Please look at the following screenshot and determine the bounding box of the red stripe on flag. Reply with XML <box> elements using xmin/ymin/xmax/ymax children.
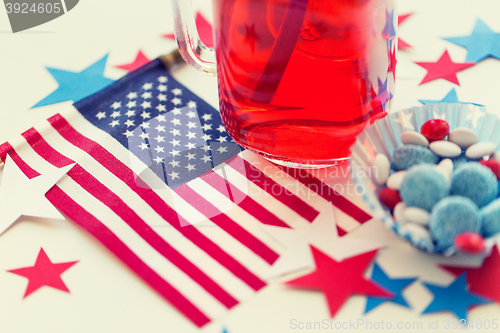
<box><xmin>45</xmin><ymin>186</ymin><xmax>211</xmax><ymax>327</ymax></box>
<box><xmin>227</xmin><ymin>156</ymin><xmax>319</xmax><ymax>222</ymax></box>
<box><xmin>21</xmin><ymin>128</ymin><xmax>74</xmax><ymax>168</ymax></box>
<box><xmin>201</xmin><ymin>171</ymin><xmax>289</xmax><ymax>228</ymax></box>
<box><xmin>47</xmin><ymin>114</ymin><xmax>266</xmax><ymax>291</ymax></box>
<box><xmin>174</xmin><ymin>184</ymin><xmax>279</xmax><ymax>265</ymax></box>
<box><xmin>276</xmin><ymin>166</ymin><xmax>372</xmax><ymax>224</ymax></box>
<box><xmin>67</xmin><ymin>164</ymin><xmax>239</xmax><ymax>309</ymax></box>
<box><xmin>0</xmin><ymin>144</ymin><xmax>40</xmax><ymax>178</ymax></box>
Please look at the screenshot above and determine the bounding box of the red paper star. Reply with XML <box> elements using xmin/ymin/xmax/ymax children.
<box><xmin>8</xmin><ymin>248</ymin><xmax>78</xmax><ymax>298</ymax></box>
<box><xmin>115</xmin><ymin>50</ymin><xmax>150</xmax><ymax>72</ymax></box>
<box><xmin>398</xmin><ymin>13</ymin><xmax>412</xmax><ymax>49</ymax></box>
<box><xmin>389</xmin><ymin>47</ymin><xmax>397</xmax><ymax>80</ymax></box>
<box><xmin>415</xmin><ymin>50</ymin><xmax>475</xmax><ymax>85</ymax></box>
<box><xmin>440</xmin><ymin>246</ymin><xmax>500</xmax><ymax>304</ymax></box>
<box><xmin>285</xmin><ymin>247</ymin><xmax>393</xmax><ymax>317</ymax></box>
<box><xmin>163</xmin><ymin>12</ymin><xmax>214</xmax><ymax>48</ymax></box>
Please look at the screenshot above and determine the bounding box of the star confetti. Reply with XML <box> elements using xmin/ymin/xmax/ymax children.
<box><xmin>364</xmin><ymin>263</ymin><xmax>417</xmax><ymax>313</ymax></box>
<box><xmin>418</xmin><ymin>88</ymin><xmax>480</xmax><ymax>105</ymax></box>
<box><xmin>414</xmin><ymin>50</ymin><xmax>475</xmax><ymax>85</ymax></box>
<box><xmin>398</xmin><ymin>13</ymin><xmax>413</xmax><ymax>50</ymax></box>
<box><xmin>163</xmin><ymin>12</ymin><xmax>214</xmax><ymax>48</ymax></box>
<box><xmin>422</xmin><ymin>273</ymin><xmax>491</xmax><ymax>319</ymax></box>
<box><xmin>444</xmin><ymin>19</ymin><xmax>500</xmax><ymax>63</ymax></box>
<box><xmin>32</xmin><ymin>55</ymin><xmax>114</xmax><ymax>108</ymax></box>
<box><xmin>8</xmin><ymin>248</ymin><xmax>78</xmax><ymax>298</ymax></box>
<box><xmin>440</xmin><ymin>246</ymin><xmax>500</xmax><ymax>304</ymax></box>
<box><xmin>285</xmin><ymin>247</ymin><xmax>393</xmax><ymax>318</ymax></box>
<box><xmin>115</xmin><ymin>50</ymin><xmax>151</xmax><ymax>72</ymax></box>
<box><xmin>262</xmin><ymin>205</ymin><xmax>383</xmax><ymax>278</ymax></box>
<box><xmin>0</xmin><ymin>154</ymin><xmax>74</xmax><ymax>235</ymax></box>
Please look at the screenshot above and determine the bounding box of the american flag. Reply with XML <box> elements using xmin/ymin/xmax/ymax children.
<box><xmin>0</xmin><ymin>59</ymin><xmax>371</xmax><ymax>327</ymax></box>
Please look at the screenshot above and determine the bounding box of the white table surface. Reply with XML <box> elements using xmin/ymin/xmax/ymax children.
<box><xmin>0</xmin><ymin>0</ymin><xmax>499</xmax><ymax>332</ymax></box>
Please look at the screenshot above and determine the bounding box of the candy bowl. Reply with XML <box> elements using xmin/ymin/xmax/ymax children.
<box><xmin>350</xmin><ymin>103</ymin><xmax>500</xmax><ymax>255</ymax></box>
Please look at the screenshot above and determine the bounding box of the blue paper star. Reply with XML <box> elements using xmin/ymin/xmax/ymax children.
<box><xmin>418</xmin><ymin>88</ymin><xmax>481</xmax><ymax>105</ymax></box>
<box><xmin>383</xmin><ymin>9</ymin><xmax>396</xmax><ymax>39</ymax></box>
<box><xmin>365</xmin><ymin>263</ymin><xmax>417</xmax><ymax>313</ymax></box>
<box><xmin>33</xmin><ymin>55</ymin><xmax>114</xmax><ymax>108</ymax></box>
<box><xmin>443</xmin><ymin>19</ymin><xmax>500</xmax><ymax>63</ymax></box>
<box><xmin>422</xmin><ymin>273</ymin><xmax>491</xmax><ymax>319</ymax></box>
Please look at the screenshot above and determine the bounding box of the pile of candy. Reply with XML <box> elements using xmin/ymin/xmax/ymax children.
<box><xmin>375</xmin><ymin>119</ymin><xmax>500</xmax><ymax>254</ymax></box>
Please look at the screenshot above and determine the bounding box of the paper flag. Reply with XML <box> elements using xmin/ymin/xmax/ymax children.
<box><xmin>32</xmin><ymin>55</ymin><xmax>114</xmax><ymax>108</ymax></box>
<box><xmin>7</xmin><ymin>248</ymin><xmax>78</xmax><ymax>298</ymax></box>
<box><xmin>444</xmin><ymin>19</ymin><xmax>500</xmax><ymax>63</ymax></box>
<box><xmin>262</xmin><ymin>205</ymin><xmax>384</xmax><ymax>278</ymax></box>
<box><xmin>398</xmin><ymin>13</ymin><xmax>413</xmax><ymax>49</ymax></box>
<box><xmin>0</xmin><ymin>155</ymin><xmax>74</xmax><ymax>235</ymax></box>
<box><xmin>115</xmin><ymin>50</ymin><xmax>151</xmax><ymax>72</ymax></box>
<box><xmin>285</xmin><ymin>247</ymin><xmax>393</xmax><ymax>318</ymax></box>
<box><xmin>441</xmin><ymin>246</ymin><xmax>500</xmax><ymax>304</ymax></box>
<box><xmin>422</xmin><ymin>273</ymin><xmax>491</xmax><ymax>319</ymax></box>
<box><xmin>364</xmin><ymin>263</ymin><xmax>417</xmax><ymax>313</ymax></box>
<box><xmin>414</xmin><ymin>50</ymin><xmax>475</xmax><ymax>85</ymax></box>
<box><xmin>163</xmin><ymin>12</ymin><xmax>214</xmax><ymax>48</ymax></box>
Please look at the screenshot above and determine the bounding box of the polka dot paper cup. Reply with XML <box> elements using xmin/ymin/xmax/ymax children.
<box><xmin>350</xmin><ymin>103</ymin><xmax>500</xmax><ymax>255</ymax></box>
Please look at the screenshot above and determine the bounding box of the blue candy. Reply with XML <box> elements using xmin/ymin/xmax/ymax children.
<box><xmin>391</xmin><ymin>144</ymin><xmax>440</xmax><ymax>171</ymax></box>
<box><xmin>400</xmin><ymin>164</ymin><xmax>450</xmax><ymax>211</ymax></box>
<box><xmin>451</xmin><ymin>154</ymin><xmax>481</xmax><ymax>169</ymax></box>
<box><xmin>480</xmin><ymin>198</ymin><xmax>500</xmax><ymax>237</ymax></box>
<box><xmin>451</xmin><ymin>163</ymin><xmax>498</xmax><ymax>208</ymax></box>
<box><xmin>429</xmin><ymin>196</ymin><xmax>481</xmax><ymax>251</ymax></box>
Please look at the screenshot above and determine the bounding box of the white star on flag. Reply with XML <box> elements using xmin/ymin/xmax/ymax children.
<box><xmin>261</xmin><ymin>205</ymin><xmax>384</xmax><ymax>279</ymax></box>
<box><xmin>465</xmin><ymin>106</ymin><xmax>486</xmax><ymax>128</ymax></box>
<box><xmin>0</xmin><ymin>155</ymin><xmax>74</xmax><ymax>235</ymax></box>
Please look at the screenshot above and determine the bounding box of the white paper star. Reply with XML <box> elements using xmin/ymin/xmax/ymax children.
<box><xmin>261</xmin><ymin>205</ymin><xmax>384</xmax><ymax>279</ymax></box>
<box><xmin>393</xmin><ymin>112</ymin><xmax>415</xmax><ymax>130</ymax></box>
<box><xmin>0</xmin><ymin>155</ymin><xmax>74</xmax><ymax>235</ymax></box>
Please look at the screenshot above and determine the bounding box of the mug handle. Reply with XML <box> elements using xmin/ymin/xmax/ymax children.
<box><xmin>171</xmin><ymin>0</ymin><xmax>217</xmax><ymax>76</ymax></box>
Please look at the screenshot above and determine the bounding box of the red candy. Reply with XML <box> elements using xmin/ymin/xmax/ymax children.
<box><xmin>378</xmin><ymin>188</ymin><xmax>401</xmax><ymax>210</ymax></box>
<box><xmin>454</xmin><ymin>232</ymin><xmax>486</xmax><ymax>254</ymax></box>
<box><xmin>480</xmin><ymin>159</ymin><xmax>500</xmax><ymax>180</ymax></box>
<box><xmin>420</xmin><ymin>119</ymin><xmax>450</xmax><ymax>142</ymax></box>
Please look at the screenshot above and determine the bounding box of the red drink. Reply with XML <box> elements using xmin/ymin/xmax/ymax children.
<box><xmin>213</xmin><ymin>0</ymin><xmax>396</xmax><ymax>166</ymax></box>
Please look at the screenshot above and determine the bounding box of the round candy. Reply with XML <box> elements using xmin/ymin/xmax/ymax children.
<box><xmin>393</xmin><ymin>202</ymin><xmax>407</xmax><ymax>224</ymax></box>
<box><xmin>480</xmin><ymin>198</ymin><xmax>500</xmax><ymax>237</ymax></box>
<box><xmin>466</xmin><ymin>142</ymin><xmax>497</xmax><ymax>159</ymax></box>
<box><xmin>378</xmin><ymin>188</ymin><xmax>401</xmax><ymax>210</ymax></box>
<box><xmin>421</xmin><ymin>119</ymin><xmax>450</xmax><ymax>142</ymax></box>
<box><xmin>451</xmin><ymin>154</ymin><xmax>479</xmax><ymax>169</ymax></box>
<box><xmin>448</xmin><ymin>128</ymin><xmax>479</xmax><ymax>149</ymax></box>
<box><xmin>374</xmin><ymin>153</ymin><xmax>391</xmax><ymax>185</ymax></box>
<box><xmin>429</xmin><ymin>140</ymin><xmax>462</xmax><ymax>158</ymax></box>
<box><xmin>479</xmin><ymin>159</ymin><xmax>500</xmax><ymax>180</ymax></box>
<box><xmin>401</xmin><ymin>131</ymin><xmax>429</xmax><ymax>147</ymax></box>
<box><xmin>391</xmin><ymin>144</ymin><xmax>440</xmax><ymax>171</ymax></box>
<box><xmin>400</xmin><ymin>164</ymin><xmax>450</xmax><ymax>211</ymax></box>
<box><xmin>429</xmin><ymin>196</ymin><xmax>481</xmax><ymax>251</ymax></box>
<box><xmin>492</xmin><ymin>151</ymin><xmax>500</xmax><ymax>163</ymax></box>
<box><xmin>403</xmin><ymin>207</ymin><xmax>430</xmax><ymax>225</ymax></box>
<box><xmin>434</xmin><ymin>166</ymin><xmax>451</xmax><ymax>185</ymax></box>
<box><xmin>451</xmin><ymin>162</ymin><xmax>498</xmax><ymax>208</ymax></box>
<box><xmin>454</xmin><ymin>232</ymin><xmax>486</xmax><ymax>254</ymax></box>
<box><xmin>387</xmin><ymin>171</ymin><xmax>406</xmax><ymax>190</ymax></box>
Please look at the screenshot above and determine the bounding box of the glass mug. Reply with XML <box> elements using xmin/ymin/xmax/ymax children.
<box><xmin>172</xmin><ymin>0</ymin><xmax>396</xmax><ymax>168</ymax></box>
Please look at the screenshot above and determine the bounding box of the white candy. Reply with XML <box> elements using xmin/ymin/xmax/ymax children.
<box><xmin>374</xmin><ymin>154</ymin><xmax>391</xmax><ymax>185</ymax></box>
<box><xmin>492</xmin><ymin>151</ymin><xmax>500</xmax><ymax>163</ymax></box>
<box><xmin>400</xmin><ymin>223</ymin><xmax>434</xmax><ymax>251</ymax></box>
<box><xmin>403</xmin><ymin>207</ymin><xmax>431</xmax><ymax>225</ymax></box>
<box><xmin>466</xmin><ymin>142</ymin><xmax>497</xmax><ymax>159</ymax></box>
<box><xmin>401</xmin><ymin>131</ymin><xmax>429</xmax><ymax>147</ymax></box>
<box><xmin>429</xmin><ymin>140</ymin><xmax>462</xmax><ymax>158</ymax></box>
<box><xmin>437</xmin><ymin>158</ymin><xmax>454</xmax><ymax>175</ymax></box>
<box><xmin>434</xmin><ymin>166</ymin><xmax>451</xmax><ymax>185</ymax></box>
<box><xmin>448</xmin><ymin>128</ymin><xmax>479</xmax><ymax>149</ymax></box>
<box><xmin>387</xmin><ymin>171</ymin><xmax>406</xmax><ymax>190</ymax></box>
<box><xmin>393</xmin><ymin>202</ymin><xmax>407</xmax><ymax>224</ymax></box>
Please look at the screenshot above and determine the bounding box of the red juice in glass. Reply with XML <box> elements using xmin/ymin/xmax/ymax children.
<box><xmin>213</xmin><ymin>0</ymin><xmax>396</xmax><ymax>167</ymax></box>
